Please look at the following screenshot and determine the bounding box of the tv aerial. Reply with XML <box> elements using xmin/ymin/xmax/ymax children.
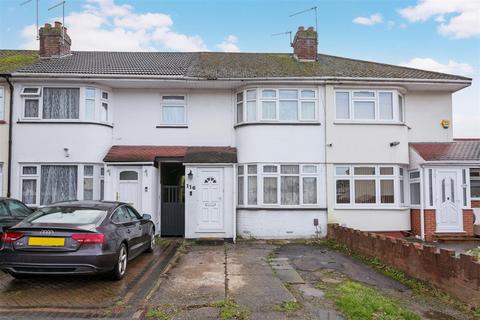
<box><xmin>48</xmin><ymin>1</ymin><xmax>67</xmax><ymax>44</ymax></box>
<box><xmin>20</xmin><ymin>0</ymin><xmax>40</xmax><ymax>40</ymax></box>
<box><xmin>290</xmin><ymin>6</ymin><xmax>318</xmax><ymax>32</ymax></box>
<box><xmin>271</xmin><ymin>31</ymin><xmax>293</xmax><ymax>46</ymax></box>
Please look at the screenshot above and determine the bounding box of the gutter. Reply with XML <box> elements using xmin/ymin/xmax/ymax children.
<box><xmin>10</xmin><ymin>73</ymin><xmax>472</xmax><ymax>85</ymax></box>
<box><xmin>1</xmin><ymin>74</ymin><xmax>14</xmax><ymax>197</ymax></box>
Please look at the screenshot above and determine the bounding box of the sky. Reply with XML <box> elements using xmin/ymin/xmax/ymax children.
<box><xmin>0</xmin><ymin>0</ymin><xmax>478</xmax><ymax>137</ymax></box>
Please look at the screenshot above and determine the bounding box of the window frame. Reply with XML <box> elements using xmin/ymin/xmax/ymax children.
<box><xmin>470</xmin><ymin>168</ymin><xmax>480</xmax><ymax>200</ymax></box>
<box><xmin>409</xmin><ymin>169</ymin><xmax>421</xmax><ymax>206</ymax></box>
<box><xmin>20</xmin><ymin>85</ymin><xmax>112</xmax><ymax>124</ymax></box>
<box><xmin>19</xmin><ymin>163</ymin><xmax>103</xmax><ymax>206</ymax></box>
<box><xmin>0</xmin><ymin>86</ymin><xmax>4</xmax><ymax>121</ymax></box>
<box><xmin>160</xmin><ymin>94</ymin><xmax>187</xmax><ymax>126</ymax></box>
<box><xmin>334</xmin><ymin>165</ymin><xmax>402</xmax><ymax>208</ymax></box>
<box><xmin>334</xmin><ymin>89</ymin><xmax>403</xmax><ymax>123</ymax></box>
<box><xmin>236</xmin><ymin>88</ymin><xmax>318</xmax><ymax>124</ymax></box>
<box><xmin>237</xmin><ymin>163</ymin><xmax>321</xmax><ymax>208</ymax></box>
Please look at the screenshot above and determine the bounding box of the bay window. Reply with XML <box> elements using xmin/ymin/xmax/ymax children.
<box><xmin>161</xmin><ymin>95</ymin><xmax>186</xmax><ymax>125</ymax></box>
<box><xmin>236</xmin><ymin>88</ymin><xmax>318</xmax><ymax>124</ymax></box>
<box><xmin>21</xmin><ymin>86</ymin><xmax>112</xmax><ymax>123</ymax></box>
<box><xmin>238</xmin><ymin>163</ymin><xmax>321</xmax><ymax>207</ymax></box>
<box><xmin>335</xmin><ymin>165</ymin><xmax>402</xmax><ymax>207</ymax></box>
<box><xmin>335</xmin><ymin>89</ymin><xmax>404</xmax><ymax>122</ymax></box>
<box><xmin>20</xmin><ymin>164</ymin><xmax>103</xmax><ymax>206</ymax></box>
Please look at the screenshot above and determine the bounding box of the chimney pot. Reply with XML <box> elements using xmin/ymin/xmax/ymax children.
<box><xmin>39</xmin><ymin>21</ymin><xmax>72</xmax><ymax>58</ymax></box>
<box><xmin>292</xmin><ymin>26</ymin><xmax>318</xmax><ymax>62</ymax></box>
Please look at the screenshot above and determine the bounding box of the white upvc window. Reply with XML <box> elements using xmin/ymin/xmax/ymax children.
<box><xmin>470</xmin><ymin>168</ymin><xmax>480</xmax><ymax>200</ymax></box>
<box><xmin>335</xmin><ymin>89</ymin><xmax>403</xmax><ymax>123</ymax></box>
<box><xmin>236</xmin><ymin>88</ymin><xmax>318</xmax><ymax>124</ymax></box>
<box><xmin>335</xmin><ymin>165</ymin><xmax>401</xmax><ymax>207</ymax></box>
<box><xmin>20</xmin><ymin>86</ymin><xmax>112</xmax><ymax>123</ymax></box>
<box><xmin>0</xmin><ymin>86</ymin><xmax>4</xmax><ymax>120</ymax></box>
<box><xmin>20</xmin><ymin>164</ymin><xmax>103</xmax><ymax>206</ymax></box>
<box><xmin>0</xmin><ymin>163</ymin><xmax>3</xmax><ymax>197</ymax></box>
<box><xmin>237</xmin><ymin>163</ymin><xmax>321</xmax><ymax>207</ymax></box>
<box><xmin>409</xmin><ymin>170</ymin><xmax>421</xmax><ymax>206</ymax></box>
<box><xmin>160</xmin><ymin>95</ymin><xmax>186</xmax><ymax>125</ymax></box>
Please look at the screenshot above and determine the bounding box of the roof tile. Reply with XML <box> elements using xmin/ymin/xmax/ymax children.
<box><xmin>410</xmin><ymin>141</ymin><xmax>480</xmax><ymax>161</ymax></box>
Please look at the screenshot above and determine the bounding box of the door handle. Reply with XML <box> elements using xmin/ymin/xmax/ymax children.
<box><xmin>126</xmin><ymin>229</ymin><xmax>131</xmax><ymax>234</ymax></box>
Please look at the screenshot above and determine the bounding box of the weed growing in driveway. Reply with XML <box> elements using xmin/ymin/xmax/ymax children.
<box><xmin>274</xmin><ymin>300</ymin><xmax>301</xmax><ymax>313</ymax></box>
<box><xmin>146</xmin><ymin>307</ymin><xmax>171</xmax><ymax>320</ymax></box>
<box><xmin>328</xmin><ymin>281</ymin><xmax>421</xmax><ymax>320</ymax></box>
<box><xmin>214</xmin><ymin>299</ymin><xmax>249</xmax><ymax>320</ymax></box>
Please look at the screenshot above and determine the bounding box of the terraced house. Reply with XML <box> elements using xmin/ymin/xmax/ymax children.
<box><xmin>3</xmin><ymin>23</ymin><xmax>479</xmax><ymax>241</ymax></box>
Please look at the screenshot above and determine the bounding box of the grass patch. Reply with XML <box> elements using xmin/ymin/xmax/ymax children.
<box><xmin>328</xmin><ymin>281</ymin><xmax>420</xmax><ymax>320</ymax></box>
<box><xmin>146</xmin><ymin>306</ymin><xmax>172</xmax><ymax>320</ymax></box>
<box><xmin>274</xmin><ymin>300</ymin><xmax>301</xmax><ymax>313</ymax></box>
<box><xmin>214</xmin><ymin>299</ymin><xmax>249</xmax><ymax>320</ymax></box>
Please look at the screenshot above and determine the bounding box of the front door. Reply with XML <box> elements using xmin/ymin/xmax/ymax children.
<box><xmin>117</xmin><ymin>169</ymin><xmax>141</xmax><ymax>212</ymax></box>
<box><xmin>436</xmin><ymin>170</ymin><xmax>463</xmax><ymax>232</ymax></box>
<box><xmin>197</xmin><ymin>168</ymin><xmax>223</xmax><ymax>231</ymax></box>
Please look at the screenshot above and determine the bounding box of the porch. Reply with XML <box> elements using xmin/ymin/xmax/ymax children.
<box><xmin>409</xmin><ymin>141</ymin><xmax>480</xmax><ymax>242</ymax></box>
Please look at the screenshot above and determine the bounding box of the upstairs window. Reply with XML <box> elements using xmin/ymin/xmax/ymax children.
<box><xmin>335</xmin><ymin>89</ymin><xmax>404</xmax><ymax>123</ymax></box>
<box><xmin>43</xmin><ymin>88</ymin><xmax>80</xmax><ymax>119</ymax></box>
<box><xmin>236</xmin><ymin>88</ymin><xmax>317</xmax><ymax>124</ymax></box>
<box><xmin>161</xmin><ymin>95</ymin><xmax>186</xmax><ymax>125</ymax></box>
<box><xmin>21</xmin><ymin>86</ymin><xmax>111</xmax><ymax>123</ymax></box>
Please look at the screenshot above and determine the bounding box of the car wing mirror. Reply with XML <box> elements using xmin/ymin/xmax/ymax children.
<box><xmin>142</xmin><ymin>214</ymin><xmax>152</xmax><ymax>220</ymax></box>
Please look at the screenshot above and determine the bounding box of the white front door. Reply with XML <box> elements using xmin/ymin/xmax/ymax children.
<box><xmin>436</xmin><ymin>170</ymin><xmax>462</xmax><ymax>232</ymax></box>
<box><xmin>197</xmin><ymin>168</ymin><xmax>223</xmax><ymax>231</ymax></box>
<box><xmin>117</xmin><ymin>169</ymin><xmax>141</xmax><ymax>212</ymax></box>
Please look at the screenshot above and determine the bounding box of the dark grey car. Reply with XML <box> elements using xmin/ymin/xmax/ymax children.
<box><xmin>0</xmin><ymin>201</ymin><xmax>155</xmax><ymax>280</ymax></box>
<box><xmin>0</xmin><ymin>198</ymin><xmax>34</xmax><ymax>235</ymax></box>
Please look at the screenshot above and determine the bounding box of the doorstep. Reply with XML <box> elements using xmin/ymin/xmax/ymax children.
<box><xmin>433</xmin><ymin>232</ymin><xmax>480</xmax><ymax>242</ymax></box>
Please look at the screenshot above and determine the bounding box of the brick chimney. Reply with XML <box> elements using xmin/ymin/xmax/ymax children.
<box><xmin>39</xmin><ymin>21</ymin><xmax>71</xmax><ymax>58</ymax></box>
<box><xmin>292</xmin><ymin>26</ymin><xmax>317</xmax><ymax>61</ymax></box>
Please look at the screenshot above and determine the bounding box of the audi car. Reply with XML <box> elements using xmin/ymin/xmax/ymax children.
<box><xmin>0</xmin><ymin>198</ymin><xmax>34</xmax><ymax>235</ymax></box>
<box><xmin>0</xmin><ymin>201</ymin><xmax>155</xmax><ymax>280</ymax></box>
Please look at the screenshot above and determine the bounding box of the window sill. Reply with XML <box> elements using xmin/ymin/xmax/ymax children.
<box><xmin>17</xmin><ymin>120</ymin><xmax>113</xmax><ymax>128</ymax></box>
<box><xmin>333</xmin><ymin>121</ymin><xmax>407</xmax><ymax>126</ymax></box>
<box><xmin>334</xmin><ymin>205</ymin><xmax>410</xmax><ymax>210</ymax></box>
<box><xmin>237</xmin><ymin>206</ymin><xmax>327</xmax><ymax>211</ymax></box>
<box><xmin>156</xmin><ymin>125</ymin><xmax>188</xmax><ymax>128</ymax></box>
<box><xmin>235</xmin><ymin>121</ymin><xmax>321</xmax><ymax>128</ymax></box>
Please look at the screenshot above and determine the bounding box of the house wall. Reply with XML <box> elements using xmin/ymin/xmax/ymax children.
<box><xmin>112</xmin><ymin>88</ymin><xmax>235</xmax><ymax>147</ymax></box>
<box><xmin>0</xmin><ymin>81</ymin><xmax>10</xmax><ymax>197</ymax></box>
<box><xmin>405</xmin><ymin>92</ymin><xmax>453</xmax><ymax>142</ymax></box>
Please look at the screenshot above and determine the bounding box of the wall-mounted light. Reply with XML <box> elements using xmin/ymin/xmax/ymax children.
<box><xmin>389</xmin><ymin>141</ymin><xmax>400</xmax><ymax>147</ymax></box>
<box><xmin>144</xmin><ymin>169</ymin><xmax>148</xmax><ymax>176</ymax></box>
<box><xmin>63</xmin><ymin>147</ymin><xmax>70</xmax><ymax>157</ymax></box>
<box><xmin>441</xmin><ymin>120</ymin><xmax>450</xmax><ymax>129</ymax></box>
<box><xmin>187</xmin><ymin>170</ymin><xmax>194</xmax><ymax>179</ymax></box>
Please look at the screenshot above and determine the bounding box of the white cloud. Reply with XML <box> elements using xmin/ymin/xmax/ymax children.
<box><xmin>400</xmin><ymin>57</ymin><xmax>474</xmax><ymax>76</ymax></box>
<box><xmin>216</xmin><ymin>35</ymin><xmax>240</xmax><ymax>52</ymax></box>
<box><xmin>398</xmin><ymin>0</ymin><xmax>480</xmax><ymax>39</ymax></box>
<box><xmin>352</xmin><ymin>14</ymin><xmax>383</xmax><ymax>26</ymax></box>
<box><xmin>20</xmin><ymin>0</ymin><xmax>208</xmax><ymax>51</ymax></box>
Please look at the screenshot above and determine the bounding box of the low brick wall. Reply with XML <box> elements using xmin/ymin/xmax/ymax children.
<box><xmin>328</xmin><ymin>224</ymin><xmax>480</xmax><ymax>307</ymax></box>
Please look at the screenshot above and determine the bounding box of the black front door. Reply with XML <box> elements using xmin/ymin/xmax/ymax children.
<box><xmin>161</xmin><ymin>185</ymin><xmax>185</xmax><ymax>236</ymax></box>
<box><xmin>160</xmin><ymin>162</ymin><xmax>185</xmax><ymax>237</ymax></box>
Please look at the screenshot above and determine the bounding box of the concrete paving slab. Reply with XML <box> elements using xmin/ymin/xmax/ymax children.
<box><xmin>274</xmin><ymin>269</ymin><xmax>305</xmax><ymax>284</ymax></box>
<box><xmin>295</xmin><ymin>284</ymin><xmax>325</xmax><ymax>298</ymax></box>
<box><xmin>151</xmin><ymin>245</ymin><xmax>225</xmax><ymax>306</ymax></box>
<box><xmin>172</xmin><ymin>307</ymin><xmax>219</xmax><ymax>320</ymax></box>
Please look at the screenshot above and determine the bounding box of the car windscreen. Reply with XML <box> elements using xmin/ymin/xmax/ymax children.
<box><xmin>26</xmin><ymin>207</ymin><xmax>107</xmax><ymax>225</ymax></box>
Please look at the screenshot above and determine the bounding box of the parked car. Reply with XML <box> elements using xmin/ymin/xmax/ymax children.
<box><xmin>0</xmin><ymin>198</ymin><xmax>34</xmax><ymax>235</ymax></box>
<box><xmin>0</xmin><ymin>201</ymin><xmax>155</xmax><ymax>280</ymax></box>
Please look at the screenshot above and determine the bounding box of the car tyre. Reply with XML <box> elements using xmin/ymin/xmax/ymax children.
<box><xmin>109</xmin><ymin>243</ymin><xmax>128</xmax><ymax>280</ymax></box>
<box><xmin>145</xmin><ymin>228</ymin><xmax>155</xmax><ymax>253</ymax></box>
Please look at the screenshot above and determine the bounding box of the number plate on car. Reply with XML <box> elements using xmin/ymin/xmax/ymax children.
<box><xmin>28</xmin><ymin>237</ymin><xmax>65</xmax><ymax>246</ymax></box>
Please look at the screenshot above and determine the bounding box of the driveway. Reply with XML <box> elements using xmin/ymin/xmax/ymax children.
<box><xmin>145</xmin><ymin>241</ymin><xmax>475</xmax><ymax>320</ymax></box>
<box><xmin>0</xmin><ymin>240</ymin><xmax>178</xmax><ymax>319</ymax></box>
